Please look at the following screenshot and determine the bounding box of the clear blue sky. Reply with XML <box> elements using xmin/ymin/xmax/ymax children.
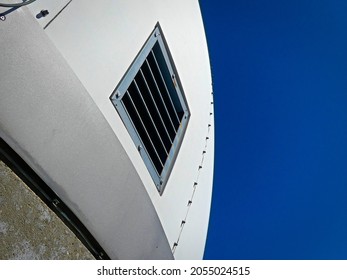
<box><xmin>201</xmin><ymin>0</ymin><xmax>347</xmax><ymax>259</ymax></box>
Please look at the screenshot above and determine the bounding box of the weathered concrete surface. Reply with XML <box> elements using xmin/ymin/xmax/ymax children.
<box><xmin>0</xmin><ymin>160</ymin><xmax>94</xmax><ymax>260</ymax></box>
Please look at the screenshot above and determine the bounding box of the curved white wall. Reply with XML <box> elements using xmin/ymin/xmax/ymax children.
<box><xmin>0</xmin><ymin>0</ymin><xmax>217</xmax><ymax>259</ymax></box>
<box><xmin>36</xmin><ymin>0</ymin><xmax>215</xmax><ymax>259</ymax></box>
<box><xmin>0</xmin><ymin>7</ymin><xmax>173</xmax><ymax>259</ymax></box>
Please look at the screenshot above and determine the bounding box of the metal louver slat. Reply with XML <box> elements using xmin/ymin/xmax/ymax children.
<box><xmin>139</xmin><ymin>68</ymin><xmax>173</xmax><ymax>146</ymax></box>
<box><xmin>150</xmin><ymin>49</ymin><xmax>181</xmax><ymax>125</ymax></box>
<box><xmin>133</xmin><ymin>79</ymin><xmax>169</xmax><ymax>156</ymax></box>
<box><xmin>124</xmin><ymin>91</ymin><xmax>164</xmax><ymax>172</ymax></box>
<box><xmin>145</xmin><ymin>57</ymin><xmax>177</xmax><ymax>136</ymax></box>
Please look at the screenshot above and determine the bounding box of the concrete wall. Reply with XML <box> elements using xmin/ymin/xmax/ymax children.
<box><xmin>0</xmin><ymin>160</ymin><xmax>94</xmax><ymax>260</ymax></box>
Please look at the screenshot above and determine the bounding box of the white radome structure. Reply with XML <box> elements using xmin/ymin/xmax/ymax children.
<box><xmin>0</xmin><ymin>0</ymin><xmax>214</xmax><ymax>259</ymax></box>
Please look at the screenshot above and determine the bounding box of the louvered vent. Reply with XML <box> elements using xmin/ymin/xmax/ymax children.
<box><xmin>110</xmin><ymin>24</ymin><xmax>190</xmax><ymax>194</ymax></box>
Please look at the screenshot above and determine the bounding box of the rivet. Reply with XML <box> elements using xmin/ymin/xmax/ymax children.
<box><xmin>52</xmin><ymin>199</ymin><xmax>59</xmax><ymax>207</ymax></box>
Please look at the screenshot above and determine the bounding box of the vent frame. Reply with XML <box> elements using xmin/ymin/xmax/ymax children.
<box><xmin>110</xmin><ymin>23</ymin><xmax>190</xmax><ymax>194</ymax></box>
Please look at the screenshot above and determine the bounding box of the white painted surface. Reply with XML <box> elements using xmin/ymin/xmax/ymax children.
<box><xmin>0</xmin><ymin>8</ymin><xmax>173</xmax><ymax>259</ymax></box>
<box><xmin>28</xmin><ymin>0</ymin><xmax>71</xmax><ymax>27</ymax></box>
<box><xmin>38</xmin><ymin>0</ymin><xmax>214</xmax><ymax>259</ymax></box>
<box><xmin>0</xmin><ymin>1</ymin><xmax>69</xmax><ymax>29</ymax></box>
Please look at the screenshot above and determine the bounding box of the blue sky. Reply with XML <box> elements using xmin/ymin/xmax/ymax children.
<box><xmin>200</xmin><ymin>0</ymin><xmax>347</xmax><ymax>259</ymax></box>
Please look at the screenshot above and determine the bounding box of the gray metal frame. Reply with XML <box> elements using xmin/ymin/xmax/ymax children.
<box><xmin>110</xmin><ymin>23</ymin><xmax>190</xmax><ymax>194</ymax></box>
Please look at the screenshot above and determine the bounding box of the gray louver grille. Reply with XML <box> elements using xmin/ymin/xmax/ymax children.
<box><xmin>111</xmin><ymin>24</ymin><xmax>189</xmax><ymax>193</ymax></box>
